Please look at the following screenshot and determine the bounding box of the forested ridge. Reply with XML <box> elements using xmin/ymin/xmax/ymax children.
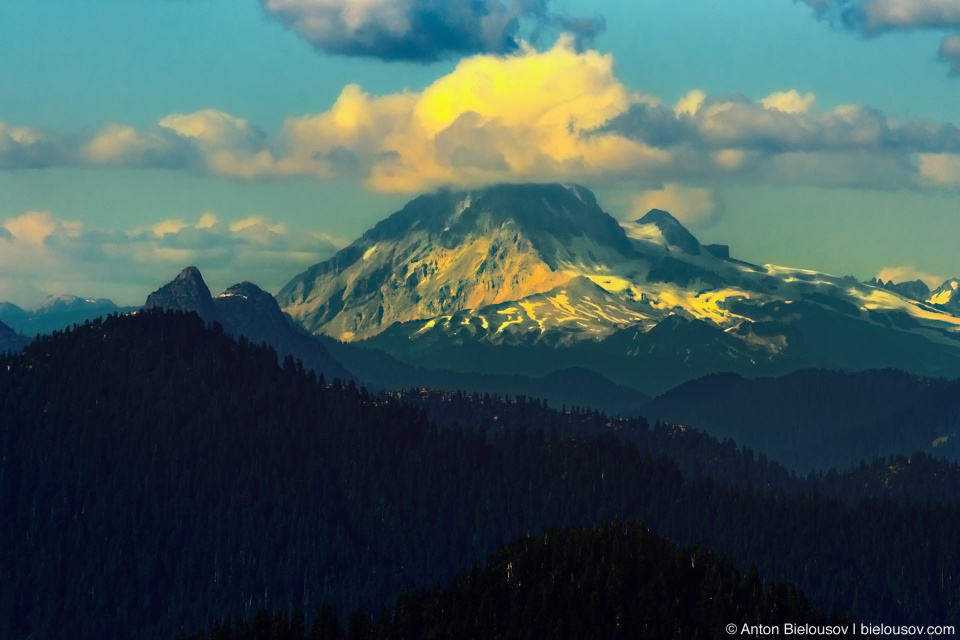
<box><xmin>402</xmin><ymin>387</ymin><xmax>960</xmax><ymax>505</ymax></box>
<box><xmin>1</xmin><ymin>310</ymin><xmax>958</xmax><ymax>639</ymax></box>
<box><xmin>178</xmin><ymin>523</ymin><xmax>856</xmax><ymax>640</ymax></box>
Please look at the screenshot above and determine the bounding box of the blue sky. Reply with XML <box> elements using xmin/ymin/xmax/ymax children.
<box><xmin>3</xmin><ymin>0</ymin><xmax>960</xmax><ymax>305</ymax></box>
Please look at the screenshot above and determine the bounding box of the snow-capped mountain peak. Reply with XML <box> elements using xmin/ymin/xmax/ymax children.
<box><xmin>277</xmin><ymin>183</ymin><xmax>637</xmax><ymax>340</ymax></box>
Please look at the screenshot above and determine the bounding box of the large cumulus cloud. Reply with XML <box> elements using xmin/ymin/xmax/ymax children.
<box><xmin>260</xmin><ymin>0</ymin><xmax>604</xmax><ymax>61</ymax></box>
<box><xmin>6</xmin><ymin>39</ymin><xmax>960</xmax><ymax>197</ymax></box>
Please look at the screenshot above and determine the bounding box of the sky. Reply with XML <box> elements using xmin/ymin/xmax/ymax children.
<box><xmin>3</xmin><ymin>0</ymin><xmax>960</xmax><ymax>307</ymax></box>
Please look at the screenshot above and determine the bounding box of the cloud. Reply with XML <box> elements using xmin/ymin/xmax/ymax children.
<box><xmin>0</xmin><ymin>122</ymin><xmax>71</xmax><ymax>169</ymax></box>
<box><xmin>939</xmin><ymin>34</ymin><xmax>960</xmax><ymax>75</ymax></box>
<box><xmin>210</xmin><ymin>36</ymin><xmax>668</xmax><ymax>191</ymax></box>
<box><xmin>796</xmin><ymin>0</ymin><xmax>960</xmax><ymax>75</ymax></box>
<box><xmin>630</xmin><ymin>184</ymin><xmax>720</xmax><ymax>227</ymax></box>
<box><xmin>798</xmin><ymin>0</ymin><xmax>960</xmax><ymax>33</ymax></box>
<box><xmin>260</xmin><ymin>0</ymin><xmax>604</xmax><ymax>62</ymax></box>
<box><xmin>0</xmin><ymin>210</ymin><xmax>343</xmax><ymax>307</ymax></box>
<box><xmin>3</xmin><ymin>211</ymin><xmax>59</xmax><ymax>245</ymax></box>
<box><xmin>673</xmin><ymin>90</ymin><xmax>707</xmax><ymax>118</ymax></box>
<box><xmin>84</xmin><ymin>124</ymin><xmax>190</xmax><ymax>168</ymax></box>
<box><xmin>196</xmin><ymin>212</ymin><xmax>219</xmax><ymax>229</ymax></box>
<box><xmin>151</xmin><ymin>219</ymin><xmax>190</xmax><ymax>238</ymax></box>
<box><xmin>157</xmin><ymin>110</ymin><xmax>273</xmax><ymax>178</ymax></box>
<box><xmin>606</xmin><ymin>89</ymin><xmax>960</xmax><ymax>190</ymax></box>
<box><xmin>760</xmin><ymin>90</ymin><xmax>816</xmax><ymax>114</ymax></box>
<box><xmin>916</xmin><ymin>152</ymin><xmax>960</xmax><ymax>186</ymax></box>
<box><xmin>876</xmin><ymin>265</ymin><xmax>944</xmax><ymax>288</ymax></box>
<box><xmin>7</xmin><ymin>42</ymin><xmax>960</xmax><ymax>195</ymax></box>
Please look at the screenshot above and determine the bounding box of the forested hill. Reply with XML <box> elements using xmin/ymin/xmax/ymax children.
<box><xmin>2</xmin><ymin>310</ymin><xmax>960</xmax><ymax>640</ymax></box>
<box><xmin>180</xmin><ymin>523</ymin><xmax>854</xmax><ymax>640</ymax></box>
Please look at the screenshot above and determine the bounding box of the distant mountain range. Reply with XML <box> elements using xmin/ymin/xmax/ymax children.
<box><xmin>277</xmin><ymin>182</ymin><xmax>960</xmax><ymax>396</ymax></box>
<box><xmin>0</xmin><ymin>294</ymin><xmax>138</xmax><ymax>337</ymax></box>
<box><xmin>6</xmin><ymin>182</ymin><xmax>960</xmax><ymax>466</ymax></box>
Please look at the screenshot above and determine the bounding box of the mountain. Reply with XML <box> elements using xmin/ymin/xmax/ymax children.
<box><xmin>277</xmin><ymin>182</ymin><xmax>960</xmax><ymax>396</ymax></box>
<box><xmin>0</xmin><ymin>318</ymin><xmax>29</xmax><ymax>354</ymax></box>
<box><xmin>276</xmin><ymin>183</ymin><xmax>635</xmax><ymax>341</ymax></box>
<box><xmin>144</xmin><ymin>266</ymin><xmax>219</xmax><ymax>321</ymax></box>
<box><xmin>0</xmin><ymin>294</ymin><xmax>136</xmax><ymax>337</ymax></box>
<box><xmin>144</xmin><ymin>267</ymin><xmax>352</xmax><ymax>382</ymax></box>
<box><xmin>627</xmin><ymin>207</ymin><xmax>702</xmax><ymax>255</ymax></box>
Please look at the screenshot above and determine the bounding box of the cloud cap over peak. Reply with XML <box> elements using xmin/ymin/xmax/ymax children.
<box><xmin>260</xmin><ymin>0</ymin><xmax>604</xmax><ymax>62</ymax></box>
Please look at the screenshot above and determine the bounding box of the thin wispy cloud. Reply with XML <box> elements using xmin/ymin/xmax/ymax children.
<box><xmin>260</xmin><ymin>0</ymin><xmax>604</xmax><ymax>62</ymax></box>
